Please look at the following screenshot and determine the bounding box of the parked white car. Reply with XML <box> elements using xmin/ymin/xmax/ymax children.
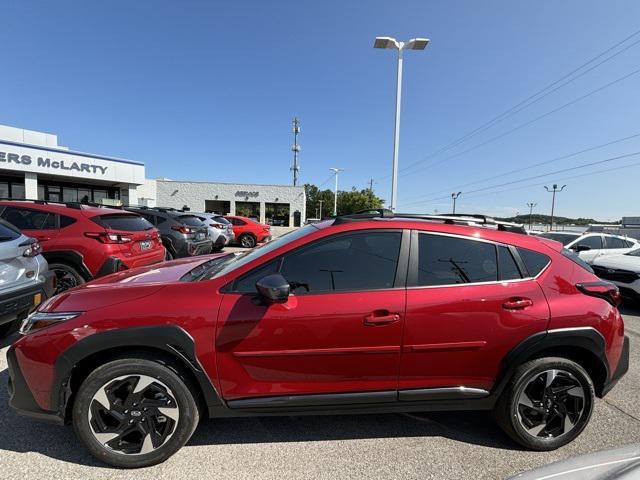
<box><xmin>592</xmin><ymin>248</ymin><xmax>640</xmax><ymax>302</ymax></box>
<box><xmin>537</xmin><ymin>231</ymin><xmax>639</xmax><ymax>263</ymax></box>
<box><xmin>191</xmin><ymin>212</ymin><xmax>235</xmax><ymax>251</ymax></box>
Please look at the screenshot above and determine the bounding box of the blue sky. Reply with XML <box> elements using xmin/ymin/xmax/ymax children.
<box><xmin>2</xmin><ymin>0</ymin><xmax>639</xmax><ymax>220</ymax></box>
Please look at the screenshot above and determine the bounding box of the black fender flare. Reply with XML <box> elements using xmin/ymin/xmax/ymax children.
<box><xmin>41</xmin><ymin>250</ymin><xmax>92</xmax><ymax>280</ymax></box>
<box><xmin>492</xmin><ymin>326</ymin><xmax>609</xmax><ymax>398</ymax></box>
<box><xmin>52</xmin><ymin>325</ymin><xmax>223</xmax><ymax>421</ymax></box>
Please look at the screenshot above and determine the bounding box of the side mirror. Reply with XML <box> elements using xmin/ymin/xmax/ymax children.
<box><xmin>255</xmin><ymin>274</ymin><xmax>290</xmax><ymax>304</ymax></box>
<box><xmin>575</xmin><ymin>245</ymin><xmax>591</xmax><ymax>252</ymax></box>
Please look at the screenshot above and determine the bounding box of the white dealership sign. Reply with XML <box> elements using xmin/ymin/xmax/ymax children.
<box><xmin>0</xmin><ymin>141</ymin><xmax>145</xmax><ymax>185</ymax></box>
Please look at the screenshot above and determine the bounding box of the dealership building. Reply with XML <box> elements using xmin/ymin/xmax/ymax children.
<box><xmin>0</xmin><ymin>124</ymin><xmax>306</xmax><ymax>226</ymax></box>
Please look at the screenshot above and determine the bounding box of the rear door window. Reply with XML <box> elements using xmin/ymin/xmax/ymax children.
<box><xmin>93</xmin><ymin>214</ymin><xmax>154</xmax><ymax>231</ymax></box>
<box><xmin>416</xmin><ymin>234</ymin><xmax>498</xmax><ymax>286</ymax></box>
<box><xmin>498</xmin><ymin>246</ymin><xmax>522</xmax><ymax>281</ymax></box>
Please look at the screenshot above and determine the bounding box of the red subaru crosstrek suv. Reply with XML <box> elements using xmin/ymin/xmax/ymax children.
<box><xmin>0</xmin><ymin>200</ymin><xmax>165</xmax><ymax>293</ymax></box>
<box><xmin>7</xmin><ymin>211</ymin><xmax>628</xmax><ymax>468</ymax></box>
<box><xmin>225</xmin><ymin>215</ymin><xmax>271</xmax><ymax>248</ymax></box>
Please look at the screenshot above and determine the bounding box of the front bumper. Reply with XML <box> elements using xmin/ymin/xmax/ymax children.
<box><xmin>0</xmin><ymin>272</ymin><xmax>55</xmax><ymax>326</ymax></box>
<box><xmin>6</xmin><ymin>346</ymin><xmax>64</xmax><ymax>424</ymax></box>
<box><xmin>602</xmin><ymin>335</ymin><xmax>630</xmax><ymax>396</ymax></box>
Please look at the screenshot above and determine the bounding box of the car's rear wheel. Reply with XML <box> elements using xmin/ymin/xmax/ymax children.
<box><xmin>239</xmin><ymin>233</ymin><xmax>256</xmax><ymax>248</ymax></box>
<box><xmin>49</xmin><ymin>263</ymin><xmax>85</xmax><ymax>293</ymax></box>
<box><xmin>164</xmin><ymin>249</ymin><xmax>174</xmax><ymax>261</ymax></box>
<box><xmin>494</xmin><ymin>357</ymin><xmax>594</xmax><ymax>450</ymax></box>
<box><xmin>72</xmin><ymin>358</ymin><xmax>199</xmax><ymax>468</ymax></box>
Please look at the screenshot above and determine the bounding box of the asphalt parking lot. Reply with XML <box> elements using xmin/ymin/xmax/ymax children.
<box><xmin>0</xmin><ymin>304</ymin><xmax>638</xmax><ymax>479</ymax></box>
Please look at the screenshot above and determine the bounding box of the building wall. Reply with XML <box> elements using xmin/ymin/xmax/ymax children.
<box><xmin>155</xmin><ymin>180</ymin><xmax>306</xmax><ymax>224</ymax></box>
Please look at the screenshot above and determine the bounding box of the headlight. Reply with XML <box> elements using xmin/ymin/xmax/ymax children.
<box><xmin>20</xmin><ymin>311</ymin><xmax>83</xmax><ymax>335</ymax></box>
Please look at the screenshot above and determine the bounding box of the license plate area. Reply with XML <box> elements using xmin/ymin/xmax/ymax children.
<box><xmin>139</xmin><ymin>240</ymin><xmax>151</xmax><ymax>251</ymax></box>
<box><xmin>196</xmin><ymin>232</ymin><xmax>205</xmax><ymax>240</ymax></box>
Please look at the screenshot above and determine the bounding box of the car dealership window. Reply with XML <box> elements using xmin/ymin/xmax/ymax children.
<box><xmin>417</xmin><ymin>234</ymin><xmax>498</xmax><ymax>286</ymax></box>
<box><xmin>280</xmin><ymin>231</ymin><xmax>402</xmax><ymax>293</ymax></box>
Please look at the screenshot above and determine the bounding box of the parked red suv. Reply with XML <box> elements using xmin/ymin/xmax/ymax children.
<box><xmin>0</xmin><ymin>200</ymin><xmax>165</xmax><ymax>292</ymax></box>
<box><xmin>7</xmin><ymin>211</ymin><xmax>628</xmax><ymax>468</ymax></box>
<box><xmin>225</xmin><ymin>215</ymin><xmax>271</xmax><ymax>248</ymax></box>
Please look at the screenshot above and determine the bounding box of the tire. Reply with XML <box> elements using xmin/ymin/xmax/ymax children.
<box><xmin>164</xmin><ymin>249</ymin><xmax>174</xmax><ymax>261</ymax></box>
<box><xmin>72</xmin><ymin>358</ymin><xmax>199</xmax><ymax>468</ymax></box>
<box><xmin>494</xmin><ymin>357</ymin><xmax>594</xmax><ymax>451</ymax></box>
<box><xmin>49</xmin><ymin>263</ymin><xmax>85</xmax><ymax>294</ymax></box>
<box><xmin>239</xmin><ymin>233</ymin><xmax>256</xmax><ymax>248</ymax></box>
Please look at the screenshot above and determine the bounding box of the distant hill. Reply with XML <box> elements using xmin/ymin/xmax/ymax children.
<box><xmin>495</xmin><ymin>214</ymin><xmax>619</xmax><ymax>226</ymax></box>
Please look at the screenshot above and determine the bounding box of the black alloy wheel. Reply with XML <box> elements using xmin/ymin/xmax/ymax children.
<box><xmin>516</xmin><ymin>369</ymin><xmax>585</xmax><ymax>438</ymax></box>
<box><xmin>48</xmin><ymin>263</ymin><xmax>85</xmax><ymax>293</ymax></box>
<box><xmin>87</xmin><ymin>374</ymin><xmax>180</xmax><ymax>455</ymax></box>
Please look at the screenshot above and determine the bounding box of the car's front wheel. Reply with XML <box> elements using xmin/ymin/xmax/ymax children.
<box><xmin>494</xmin><ymin>357</ymin><xmax>594</xmax><ymax>450</ymax></box>
<box><xmin>72</xmin><ymin>358</ymin><xmax>199</xmax><ymax>468</ymax></box>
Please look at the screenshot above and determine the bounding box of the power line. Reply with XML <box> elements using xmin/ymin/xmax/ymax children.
<box><xmin>403</xmin><ymin>131</ymin><xmax>640</xmax><ymax>201</ymax></box>
<box><xmin>398</xmin><ymin>150</ymin><xmax>640</xmax><ymax>208</ymax></box>
<box><xmin>377</xmin><ymin>28</ymin><xmax>640</xmax><ymax>181</ymax></box>
<box><xmin>396</xmin><ymin>65</ymin><xmax>640</xmax><ymax>179</ymax></box>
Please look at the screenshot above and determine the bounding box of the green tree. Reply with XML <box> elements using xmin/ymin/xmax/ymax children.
<box><xmin>305</xmin><ymin>184</ymin><xmax>384</xmax><ymax>217</ymax></box>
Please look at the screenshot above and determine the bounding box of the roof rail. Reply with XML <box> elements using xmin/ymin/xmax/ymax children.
<box><xmin>332</xmin><ymin>210</ymin><xmax>527</xmax><ymax>234</ymax></box>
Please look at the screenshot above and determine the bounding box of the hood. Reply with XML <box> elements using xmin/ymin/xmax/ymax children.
<box><xmin>592</xmin><ymin>254</ymin><xmax>640</xmax><ymax>271</ymax></box>
<box><xmin>41</xmin><ymin>254</ymin><xmax>228</xmax><ymax>312</ymax></box>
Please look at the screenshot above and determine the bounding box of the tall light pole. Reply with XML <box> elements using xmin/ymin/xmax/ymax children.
<box><xmin>330</xmin><ymin>167</ymin><xmax>344</xmax><ymax>216</ymax></box>
<box><xmin>451</xmin><ymin>191</ymin><xmax>462</xmax><ymax>214</ymax></box>
<box><xmin>526</xmin><ymin>202</ymin><xmax>537</xmax><ymax>230</ymax></box>
<box><xmin>374</xmin><ymin>36</ymin><xmax>430</xmax><ymax>211</ymax></box>
<box><xmin>291</xmin><ymin>117</ymin><xmax>301</xmax><ymax>186</ymax></box>
<box><xmin>318</xmin><ymin>199</ymin><xmax>323</xmax><ymax>219</ymax></box>
<box><xmin>544</xmin><ymin>184</ymin><xmax>566</xmax><ymax>231</ymax></box>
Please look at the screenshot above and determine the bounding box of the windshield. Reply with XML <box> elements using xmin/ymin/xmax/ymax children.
<box><xmin>538</xmin><ymin>232</ymin><xmax>580</xmax><ymax>246</ymax></box>
<box><xmin>186</xmin><ymin>224</ymin><xmax>320</xmax><ymax>281</ymax></box>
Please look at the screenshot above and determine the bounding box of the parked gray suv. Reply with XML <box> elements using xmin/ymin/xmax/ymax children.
<box><xmin>0</xmin><ymin>218</ymin><xmax>55</xmax><ymax>336</ymax></box>
<box><xmin>125</xmin><ymin>207</ymin><xmax>212</xmax><ymax>260</ymax></box>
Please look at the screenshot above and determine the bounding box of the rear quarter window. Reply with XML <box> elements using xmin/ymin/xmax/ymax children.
<box><xmin>0</xmin><ymin>219</ymin><xmax>20</xmax><ymax>241</ymax></box>
<box><xmin>561</xmin><ymin>248</ymin><xmax>594</xmax><ymax>274</ymax></box>
<box><xmin>93</xmin><ymin>214</ymin><xmax>154</xmax><ymax>231</ymax></box>
<box><xmin>516</xmin><ymin>247</ymin><xmax>551</xmax><ymax>277</ymax></box>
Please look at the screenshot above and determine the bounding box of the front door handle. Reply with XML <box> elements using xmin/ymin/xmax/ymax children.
<box><xmin>364</xmin><ymin>310</ymin><xmax>400</xmax><ymax>326</ymax></box>
<box><xmin>502</xmin><ymin>298</ymin><xmax>533</xmax><ymax>310</ymax></box>
<box><xmin>35</xmin><ymin>235</ymin><xmax>51</xmax><ymax>241</ymax></box>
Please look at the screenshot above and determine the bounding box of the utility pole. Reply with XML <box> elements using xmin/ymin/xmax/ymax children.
<box><xmin>329</xmin><ymin>168</ymin><xmax>344</xmax><ymax>216</ymax></box>
<box><xmin>544</xmin><ymin>184</ymin><xmax>566</xmax><ymax>231</ymax></box>
<box><xmin>451</xmin><ymin>191</ymin><xmax>462</xmax><ymax>214</ymax></box>
<box><xmin>368</xmin><ymin>178</ymin><xmax>374</xmax><ymax>192</ymax></box>
<box><xmin>318</xmin><ymin>199</ymin><xmax>323</xmax><ymax>219</ymax></box>
<box><xmin>373</xmin><ymin>36</ymin><xmax>430</xmax><ymax>211</ymax></box>
<box><xmin>291</xmin><ymin>117</ymin><xmax>301</xmax><ymax>186</ymax></box>
<box><xmin>526</xmin><ymin>202</ymin><xmax>537</xmax><ymax>230</ymax></box>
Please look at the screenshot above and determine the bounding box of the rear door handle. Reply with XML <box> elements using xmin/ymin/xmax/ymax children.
<box><xmin>502</xmin><ymin>298</ymin><xmax>533</xmax><ymax>310</ymax></box>
<box><xmin>364</xmin><ymin>311</ymin><xmax>401</xmax><ymax>326</ymax></box>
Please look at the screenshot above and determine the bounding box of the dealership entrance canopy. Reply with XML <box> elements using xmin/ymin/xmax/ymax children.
<box><xmin>0</xmin><ymin>124</ymin><xmax>144</xmax><ymax>205</ymax></box>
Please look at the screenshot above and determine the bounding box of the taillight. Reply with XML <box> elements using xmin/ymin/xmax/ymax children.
<box><xmin>84</xmin><ymin>232</ymin><xmax>133</xmax><ymax>244</ymax></box>
<box><xmin>210</xmin><ymin>223</ymin><xmax>225</xmax><ymax>229</ymax></box>
<box><xmin>576</xmin><ymin>281</ymin><xmax>621</xmax><ymax>306</ymax></box>
<box><xmin>23</xmin><ymin>241</ymin><xmax>42</xmax><ymax>257</ymax></box>
<box><xmin>171</xmin><ymin>225</ymin><xmax>193</xmax><ymax>234</ymax></box>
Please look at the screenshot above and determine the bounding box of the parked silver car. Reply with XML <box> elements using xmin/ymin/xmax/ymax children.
<box><xmin>0</xmin><ymin>218</ymin><xmax>56</xmax><ymax>337</ymax></box>
<box><xmin>192</xmin><ymin>212</ymin><xmax>235</xmax><ymax>251</ymax></box>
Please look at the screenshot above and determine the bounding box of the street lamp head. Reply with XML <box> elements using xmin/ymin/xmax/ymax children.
<box><xmin>404</xmin><ymin>38</ymin><xmax>430</xmax><ymax>50</ymax></box>
<box><xmin>373</xmin><ymin>36</ymin><xmax>399</xmax><ymax>50</ymax></box>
